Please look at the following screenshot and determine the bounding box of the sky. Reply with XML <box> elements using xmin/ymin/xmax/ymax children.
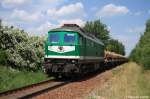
<box><xmin>0</xmin><ymin>0</ymin><xmax>150</xmax><ymax>56</ymax></box>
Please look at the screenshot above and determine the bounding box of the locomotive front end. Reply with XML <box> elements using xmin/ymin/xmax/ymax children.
<box><xmin>44</xmin><ymin>30</ymin><xmax>80</xmax><ymax>78</ymax></box>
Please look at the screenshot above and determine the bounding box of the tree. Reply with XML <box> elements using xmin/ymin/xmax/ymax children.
<box><xmin>83</xmin><ymin>19</ymin><xmax>125</xmax><ymax>55</ymax></box>
<box><xmin>106</xmin><ymin>39</ymin><xmax>125</xmax><ymax>55</ymax></box>
<box><xmin>83</xmin><ymin>20</ymin><xmax>109</xmax><ymax>44</ymax></box>
<box><xmin>0</xmin><ymin>20</ymin><xmax>46</xmax><ymax>71</ymax></box>
<box><xmin>130</xmin><ymin>19</ymin><xmax>150</xmax><ymax>69</ymax></box>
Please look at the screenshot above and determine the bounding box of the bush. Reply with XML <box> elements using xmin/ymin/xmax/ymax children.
<box><xmin>0</xmin><ymin>49</ymin><xmax>7</xmax><ymax>65</ymax></box>
<box><xmin>0</xmin><ymin>23</ymin><xmax>45</xmax><ymax>71</ymax></box>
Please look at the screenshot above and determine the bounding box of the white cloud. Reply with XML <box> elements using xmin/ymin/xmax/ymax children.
<box><xmin>96</xmin><ymin>4</ymin><xmax>129</xmax><ymax>17</ymax></box>
<box><xmin>107</xmin><ymin>26</ymin><xmax>111</xmax><ymax>31</ymax></box>
<box><xmin>27</xmin><ymin>18</ymin><xmax>85</xmax><ymax>36</ymax></box>
<box><xmin>1</xmin><ymin>20</ymin><xmax>15</xmax><ymax>27</ymax></box>
<box><xmin>128</xmin><ymin>26</ymin><xmax>145</xmax><ymax>33</ymax></box>
<box><xmin>11</xmin><ymin>9</ymin><xmax>43</xmax><ymax>22</ymax></box>
<box><xmin>27</xmin><ymin>21</ymin><xmax>56</xmax><ymax>36</ymax></box>
<box><xmin>1</xmin><ymin>0</ymin><xmax>32</xmax><ymax>8</ymax></box>
<box><xmin>47</xmin><ymin>0</ymin><xmax>64</xmax><ymax>3</ymax></box>
<box><xmin>58</xmin><ymin>19</ymin><xmax>85</xmax><ymax>27</ymax></box>
<box><xmin>47</xmin><ymin>2</ymin><xmax>84</xmax><ymax>19</ymax></box>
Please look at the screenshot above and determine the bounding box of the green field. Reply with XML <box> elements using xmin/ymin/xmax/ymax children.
<box><xmin>88</xmin><ymin>62</ymin><xmax>150</xmax><ymax>99</ymax></box>
<box><xmin>0</xmin><ymin>65</ymin><xmax>49</xmax><ymax>92</ymax></box>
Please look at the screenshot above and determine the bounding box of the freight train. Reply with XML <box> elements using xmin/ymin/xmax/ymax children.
<box><xmin>44</xmin><ymin>24</ymin><xmax>127</xmax><ymax>78</ymax></box>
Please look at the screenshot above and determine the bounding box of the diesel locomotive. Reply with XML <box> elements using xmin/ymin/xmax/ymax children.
<box><xmin>44</xmin><ymin>24</ymin><xmax>127</xmax><ymax>78</ymax></box>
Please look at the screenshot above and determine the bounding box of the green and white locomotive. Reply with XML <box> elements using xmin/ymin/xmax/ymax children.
<box><xmin>44</xmin><ymin>24</ymin><xmax>104</xmax><ymax>78</ymax></box>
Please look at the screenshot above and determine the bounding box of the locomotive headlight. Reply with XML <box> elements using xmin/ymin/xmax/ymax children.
<box><xmin>72</xmin><ymin>60</ymin><xmax>75</xmax><ymax>63</ymax></box>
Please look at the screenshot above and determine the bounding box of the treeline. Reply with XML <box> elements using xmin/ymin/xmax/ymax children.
<box><xmin>83</xmin><ymin>20</ymin><xmax>125</xmax><ymax>55</ymax></box>
<box><xmin>0</xmin><ymin>20</ymin><xmax>45</xmax><ymax>71</ymax></box>
<box><xmin>0</xmin><ymin>19</ymin><xmax>125</xmax><ymax>71</ymax></box>
<box><xmin>106</xmin><ymin>39</ymin><xmax>125</xmax><ymax>55</ymax></box>
<box><xmin>130</xmin><ymin>19</ymin><xmax>150</xmax><ymax>70</ymax></box>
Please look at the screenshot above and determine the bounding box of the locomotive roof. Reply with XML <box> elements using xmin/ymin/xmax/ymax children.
<box><xmin>49</xmin><ymin>25</ymin><xmax>104</xmax><ymax>46</ymax></box>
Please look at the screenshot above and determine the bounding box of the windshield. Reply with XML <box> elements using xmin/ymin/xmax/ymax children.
<box><xmin>64</xmin><ymin>34</ymin><xmax>75</xmax><ymax>44</ymax></box>
<box><xmin>49</xmin><ymin>33</ymin><xmax>59</xmax><ymax>43</ymax></box>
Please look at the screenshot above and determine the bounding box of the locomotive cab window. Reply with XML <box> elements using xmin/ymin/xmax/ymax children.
<box><xmin>49</xmin><ymin>33</ymin><xmax>59</xmax><ymax>43</ymax></box>
<box><xmin>64</xmin><ymin>34</ymin><xmax>75</xmax><ymax>44</ymax></box>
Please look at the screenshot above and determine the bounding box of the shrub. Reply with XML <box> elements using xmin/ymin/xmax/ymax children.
<box><xmin>0</xmin><ymin>23</ymin><xmax>45</xmax><ymax>71</ymax></box>
<box><xmin>0</xmin><ymin>49</ymin><xmax>7</xmax><ymax>65</ymax></box>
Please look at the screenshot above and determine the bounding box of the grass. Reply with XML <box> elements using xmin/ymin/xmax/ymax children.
<box><xmin>0</xmin><ymin>64</ymin><xmax>49</xmax><ymax>92</ymax></box>
<box><xmin>88</xmin><ymin>62</ymin><xmax>150</xmax><ymax>99</ymax></box>
<box><xmin>111</xmin><ymin>64</ymin><xmax>124</xmax><ymax>75</ymax></box>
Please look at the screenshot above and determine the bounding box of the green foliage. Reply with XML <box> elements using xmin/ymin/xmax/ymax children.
<box><xmin>106</xmin><ymin>39</ymin><xmax>125</xmax><ymax>55</ymax></box>
<box><xmin>0</xmin><ymin>49</ymin><xmax>8</xmax><ymax>65</ymax></box>
<box><xmin>0</xmin><ymin>65</ymin><xmax>49</xmax><ymax>92</ymax></box>
<box><xmin>130</xmin><ymin>19</ymin><xmax>150</xmax><ymax>69</ymax></box>
<box><xmin>0</xmin><ymin>22</ymin><xmax>45</xmax><ymax>71</ymax></box>
<box><xmin>83</xmin><ymin>19</ymin><xmax>125</xmax><ymax>55</ymax></box>
<box><xmin>83</xmin><ymin>20</ymin><xmax>109</xmax><ymax>44</ymax></box>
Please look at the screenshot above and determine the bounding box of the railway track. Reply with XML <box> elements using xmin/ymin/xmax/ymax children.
<box><xmin>0</xmin><ymin>63</ymin><xmax>126</xmax><ymax>99</ymax></box>
<box><xmin>0</xmin><ymin>79</ymin><xmax>70</xmax><ymax>99</ymax></box>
